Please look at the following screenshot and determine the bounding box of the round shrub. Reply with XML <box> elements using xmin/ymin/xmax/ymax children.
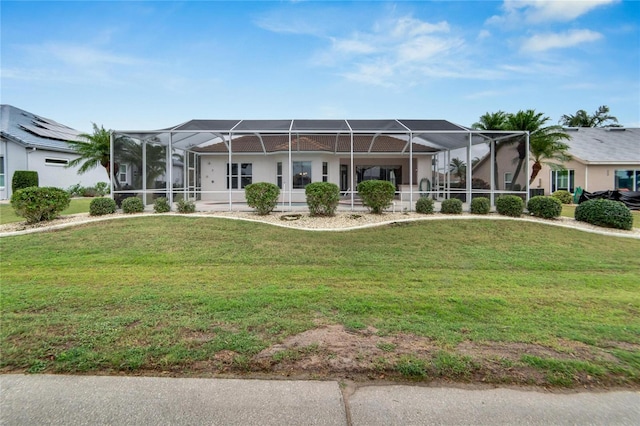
<box><xmin>121</xmin><ymin>196</ymin><xmax>144</xmax><ymax>214</ymax></box>
<box><xmin>356</xmin><ymin>180</ymin><xmax>395</xmax><ymax>214</ymax></box>
<box><xmin>89</xmin><ymin>197</ymin><xmax>116</xmax><ymax>216</ymax></box>
<box><xmin>496</xmin><ymin>195</ymin><xmax>524</xmax><ymax>217</ymax></box>
<box><xmin>10</xmin><ymin>186</ymin><xmax>70</xmax><ymax>224</ymax></box>
<box><xmin>527</xmin><ymin>196</ymin><xmax>562</xmax><ymax>219</ymax></box>
<box><xmin>575</xmin><ymin>199</ymin><xmax>633</xmax><ymax>230</ymax></box>
<box><xmin>415</xmin><ymin>197</ymin><xmax>434</xmax><ymax>214</ymax></box>
<box><xmin>305</xmin><ymin>182</ymin><xmax>339</xmax><ymax>216</ymax></box>
<box><xmin>245</xmin><ymin>182</ymin><xmax>280</xmax><ymax>215</ymax></box>
<box><xmin>552</xmin><ymin>190</ymin><xmax>572</xmax><ymax>204</ymax></box>
<box><xmin>176</xmin><ymin>198</ymin><xmax>196</xmax><ymax>214</ymax></box>
<box><xmin>12</xmin><ymin>170</ymin><xmax>39</xmax><ymax>192</ymax></box>
<box><xmin>470</xmin><ymin>197</ymin><xmax>490</xmax><ymax>215</ymax></box>
<box><xmin>153</xmin><ymin>197</ymin><xmax>171</xmax><ymax>213</ymax></box>
<box><xmin>440</xmin><ymin>198</ymin><xmax>463</xmax><ymax>214</ymax></box>
<box><xmin>94</xmin><ymin>182</ymin><xmax>110</xmax><ymax>196</ymax></box>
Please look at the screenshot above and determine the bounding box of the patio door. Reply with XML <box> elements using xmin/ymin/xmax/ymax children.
<box><xmin>340</xmin><ymin>165</ymin><xmax>349</xmax><ymax>193</ymax></box>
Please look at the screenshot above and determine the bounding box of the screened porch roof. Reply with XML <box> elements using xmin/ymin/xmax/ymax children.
<box><xmin>114</xmin><ymin>119</ymin><xmax>525</xmax><ymax>152</ymax></box>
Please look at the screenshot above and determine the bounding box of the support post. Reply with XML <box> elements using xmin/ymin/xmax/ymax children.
<box><xmin>525</xmin><ymin>131</ymin><xmax>530</xmax><ymax>204</ymax></box>
<box><xmin>490</xmin><ymin>138</ymin><xmax>495</xmax><ymax>206</ymax></box>
<box><xmin>168</xmin><ymin>133</ymin><xmax>173</xmax><ymax>205</ymax></box>
<box><xmin>467</xmin><ymin>133</ymin><xmax>472</xmax><ymax>207</ymax></box>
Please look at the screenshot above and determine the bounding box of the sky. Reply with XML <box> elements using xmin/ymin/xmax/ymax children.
<box><xmin>1</xmin><ymin>0</ymin><xmax>639</xmax><ymax>133</ymax></box>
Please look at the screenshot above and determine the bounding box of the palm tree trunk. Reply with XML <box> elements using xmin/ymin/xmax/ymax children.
<box><xmin>529</xmin><ymin>161</ymin><xmax>542</xmax><ymax>184</ymax></box>
<box><xmin>510</xmin><ymin>158</ymin><xmax>524</xmax><ymax>190</ymax></box>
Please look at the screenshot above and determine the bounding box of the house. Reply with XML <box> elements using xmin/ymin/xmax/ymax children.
<box><xmin>113</xmin><ymin>119</ymin><xmax>526</xmax><ymax>209</ymax></box>
<box><xmin>0</xmin><ymin>105</ymin><xmax>107</xmax><ymax>200</ymax></box>
<box><xmin>473</xmin><ymin>127</ymin><xmax>640</xmax><ymax>196</ymax></box>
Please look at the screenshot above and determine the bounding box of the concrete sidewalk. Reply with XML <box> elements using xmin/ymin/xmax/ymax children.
<box><xmin>1</xmin><ymin>375</ymin><xmax>639</xmax><ymax>425</ymax></box>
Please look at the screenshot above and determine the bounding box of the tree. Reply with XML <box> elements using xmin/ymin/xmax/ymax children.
<box><xmin>472</xmin><ymin>111</ymin><xmax>509</xmax><ymax>189</ymax></box>
<box><xmin>449</xmin><ymin>157</ymin><xmax>466</xmax><ymax>180</ymax></box>
<box><xmin>559</xmin><ymin>105</ymin><xmax>619</xmax><ymax>127</ymax></box>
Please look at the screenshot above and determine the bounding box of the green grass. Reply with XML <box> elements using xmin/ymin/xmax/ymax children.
<box><xmin>0</xmin><ymin>198</ymin><xmax>92</xmax><ymax>224</ymax></box>
<box><xmin>561</xmin><ymin>204</ymin><xmax>640</xmax><ymax>228</ymax></box>
<box><xmin>1</xmin><ymin>216</ymin><xmax>639</xmax><ymax>385</ymax></box>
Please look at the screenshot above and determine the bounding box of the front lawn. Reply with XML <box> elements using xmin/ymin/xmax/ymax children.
<box><xmin>1</xmin><ymin>216</ymin><xmax>639</xmax><ymax>387</ymax></box>
<box><xmin>0</xmin><ymin>198</ymin><xmax>92</xmax><ymax>225</ymax></box>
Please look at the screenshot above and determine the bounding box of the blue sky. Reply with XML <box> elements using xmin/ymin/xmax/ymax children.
<box><xmin>2</xmin><ymin>0</ymin><xmax>639</xmax><ymax>132</ymax></box>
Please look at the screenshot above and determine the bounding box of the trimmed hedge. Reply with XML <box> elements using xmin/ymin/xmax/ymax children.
<box><xmin>12</xmin><ymin>171</ymin><xmax>39</xmax><ymax>192</ymax></box>
<box><xmin>470</xmin><ymin>197</ymin><xmax>490</xmax><ymax>215</ymax></box>
<box><xmin>441</xmin><ymin>198</ymin><xmax>463</xmax><ymax>214</ymax></box>
<box><xmin>305</xmin><ymin>182</ymin><xmax>339</xmax><ymax>216</ymax></box>
<box><xmin>245</xmin><ymin>182</ymin><xmax>280</xmax><ymax>215</ymax></box>
<box><xmin>496</xmin><ymin>195</ymin><xmax>524</xmax><ymax>217</ymax></box>
<box><xmin>122</xmin><ymin>197</ymin><xmax>144</xmax><ymax>214</ymax></box>
<box><xmin>89</xmin><ymin>197</ymin><xmax>117</xmax><ymax>216</ymax></box>
<box><xmin>415</xmin><ymin>197</ymin><xmax>434</xmax><ymax>214</ymax></box>
<box><xmin>10</xmin><ymin>186</ymin><xmax>70</xmax><ymax>224</ymax></box>
<box><xmin>357</xmin><ymin>180</ymin><xmax>395</xmax><ymax>214</ymax></box>
<box><xmin>575</xmin><ymin>199</ymin><xmax>633</xmax><ymax>230</ymax></box>
<box><xmin>176</xmin><ymin>198</ymin><xmax>196</xmax><ymax>213</ymax></box>
<box><xmin>527</xmin><ymin>196</ymin><xmax>562</xmax><ymax>219</ymax></box>
<box><xmin>552</xmin><ymin>190</ymin><xmax>573</xmax><ymax>204</ymax></box>
<box><xmin>153</xmin><ymin>197</ymin><xmax>171</xmax><ymax>213</ymax></box>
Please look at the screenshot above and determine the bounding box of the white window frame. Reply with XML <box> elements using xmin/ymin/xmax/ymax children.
<box><xmin>0</xmin><ymin>155</ymin><xmax>5</xmax><ymax>188</ymax></box>
<box><xmin>551</xmin><ymin>169</ymin><xmax>575</xmax><ymax>193</ymax></box>
<box><xmin>119</xmin><ymin>164</ymin><xmax>128</xmax><ymax>184</ymax></box>
<box><xmin>227</xmin><ymin>162</ymin><xmax>253</xmax><ymax>189</ymax></box>
<box><xmin>322</xmin><ymin>162</ymin><xmax>328</xmax><ymax>183</ymax></box>
<box><xmin>504</xmin><ymin>172</ymin><xmax>513</xmax><ymax>189</ymax></box>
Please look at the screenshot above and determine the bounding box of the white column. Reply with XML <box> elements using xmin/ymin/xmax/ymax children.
<box><xmin>525</xmin><ymin>131</ymin><xmax>530</xmax><ymax>203</ymax></box>
<box><xmin>490</xmin><ymin>139</ymin><xmax>495</xmax><ymax>206</ymax></box>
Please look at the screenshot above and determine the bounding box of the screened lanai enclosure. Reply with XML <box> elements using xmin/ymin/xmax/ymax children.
<box><xmin>111</xmin><ymin>119</ymin><xmax>528</xmax><ymax>211</ymax></box>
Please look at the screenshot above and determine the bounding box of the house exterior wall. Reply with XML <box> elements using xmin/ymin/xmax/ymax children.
<box><xmin>473</xmin><ymin>143</ymin><xmax>528</xmax><ymax>190</ymax></box>
<box><xmin>535</xmin><ymin>161</ymin><xmax>640</xmax><ymax>194</ymax></box>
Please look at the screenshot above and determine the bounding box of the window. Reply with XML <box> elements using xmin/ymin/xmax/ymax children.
<box><xmin>504</xmin><ymin>172</ymin><xmax>513</xmax><ymax>189</ymax></box>
<box><xmin>0</xmin><ymin>156</ymin><xmax>4</xmax><ymax>187</ymax></box>
<box><xmin>551</xmin><ymin>169</ymin><xmax>575</xmax><ymax>193</ymax></box>
<box><xmin>292</xmin><ymin>161</ymin><xmax>312</xmax><ymax>189</ymax></box>
<box><xmin>118</xmin><ymin>164</ymin><xmax>127</xmax><ymax>184</ymax></box>
<box><xmin>322</xmin><ymin>162</ymin><xmax>328</xmax><ymax>182</ymax></box>
<box><xmin>276</xmin><ymin>162</ymin><xmax>283</xmax><ymax>189</ymax></box>
<box><xmin>615</xmin><ymin>169</ymin><xmax>639</xmax><ymax>191</ymax></box>
<box><xmin>227</xmin><ymin>163</ymin><xmax>252</xmax><ymax>189</ymax></box>
<box><xmin>45</xmin><ymin>157</ymin><xmax>69</xmax><ymax>166</ymax></box>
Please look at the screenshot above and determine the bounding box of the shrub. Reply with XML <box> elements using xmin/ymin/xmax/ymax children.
<box><xmin>10</xmin><ymin>186</ymin><xmax>70</xmax><ymax>224</ymax></box>
<box><xmin>357</xmin><ymin>180</ymin><xmax>395</xmax><ymax>214</ymax></box>
<box><xmin>415</xmin><ymin>197</ymin><xmax>434</xmax><ymax>214</ymax></box>
<box><xmin>575</xmin><ymin>199</ymin><xmax>633</xmax><ymax>230</ymax></box>
<box><xmin>441</xmin><ymin>198</ymin><xmax>463</xmax><ymax>214</ymax></box>
<box><xmin>12</xmin><ymin>171</ymin><xmax>39</xmax><ymax>192</ymax></box>
<box><xmin>527</xmin><ymin>196</ymin><xmax>562</xmax><ymax>219</ymax></box>
<box><xmin>121</xmin><ymin>196</ymin><xmax>144</xmax><ymax>214</ymax></box>
<box><xmin>305</xmin><ymin>182</ymin><xmax>339</xmax><ymax>216</ymax></box>
<box><xmin>552</xmin><ymin>190</ymin><xmax>573</xmax><ymax>204</ymax></box>
<box><xmin>496</xmin><ymin>195</ymin><xmax>524</xmax><ymax>217</ymax></box>
<box><xmin>94</xmin><ymin>182</ymin><xmax>110</xmax><ymax>196</ymax></box>
<box><xmin>66</xmin><ymin>183</ymin><xmax>85</xmax><ymax>197</ymax></box>
<box><xmin>82</xmin><ymin>186</ymin><xmax>97</xmax><ymax>197</ymax></box>
<box><xmin>470</xmin><ymin>197</ymin><xmax>490</xmax><ymax>215</ymax></box>
<box><xmin>245</xmin><ymin>182</ymin><xmax>280</xmax><ymax>215</ymax></box>
<box><xmin>153</xmin><ymin>197</ymin><xmax>171</xmax><ymax>213</ymax></box>
<box><xmin>176</xmin><ymin>198</ymin><xmax>196</xmax><ymax>214</ymax></box>
<box><xmin>89</xmin><ymin>197</ymin><xmax>116</xmax><ymax>216</ymax></box>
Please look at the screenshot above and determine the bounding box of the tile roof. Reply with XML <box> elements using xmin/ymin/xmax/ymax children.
<box><xmin>194</xmin><ymin>134</ymin><xmax>437</xmax><ymax>154</ymax></box>
<box><xmin>0</xmin><ymin>104</ymin><xmax>85</xmax><ymax>152</ymax></box>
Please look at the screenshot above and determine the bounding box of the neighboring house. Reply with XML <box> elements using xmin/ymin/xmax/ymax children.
<box><xmin>473</xmin><ymin>127</ymin><xmax>640</xmax><ymax>196</ymax></box>
<box><xmin>0</xmin><ymin>105</ymin><xmax>108</xmax><ymax>200</ymax></box>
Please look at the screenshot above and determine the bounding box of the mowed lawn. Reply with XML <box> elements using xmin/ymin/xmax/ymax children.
<box><xmin>1</xmin><ymin>216</ymin><xmax>639</xmax><ymax>386</ymax></box>
<box><xmin>0</xmin><ymin>198</ymin><xmax>93</xmax><ymax>225</ymax></box>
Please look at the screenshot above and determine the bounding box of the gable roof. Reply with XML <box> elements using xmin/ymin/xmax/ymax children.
<box><xmin>0</xmin><ymin>104</ymin><xmax>85</xmax><ymax>153</ymax></box>
<box><xmin>562</xmin><ymin>127</ymin><xmax>640</xmax><ymax>164</ymax></box>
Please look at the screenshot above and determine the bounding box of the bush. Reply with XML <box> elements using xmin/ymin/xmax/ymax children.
<box><xmin>470</xmin><ymin>197</ymin><xmax>490</xmax><ymax>215</ymax></box>
<box><xmin>441</xmin><ymin>198</ymin><xmax>463</xmax><ymax>214</ymax></box>
<box><xmin>415</xmin><ymin>197</ymin><xmax>434</xmax><ymax>214</ymax></box>
<box><xmin>245</xmin><ymin>182</ymin><xmax>280</xmax><ymax>215</ymax></box>
<box><xmin>94</xmin><ymin>182</ymin><xmax>110</xmax><ymax>196</ymax></box>
<box><xmin>82</xmin><ymin>186</ymin><xmax>97</xmax><ymax>197</ymax></box>
<box><xmin>575</xmin><ymin>199</ymin><xmax>633</xmax><ymax>230</ymax></box>
<box><xmin>357</xmin><ymin>180</ymin><xmax>395</xmax><ymax>214</ymax></box>
<box><xmin>12</xmin><ymin>171</ymin><xmax>39</xmax><ymax>192</ymax></box>
<box><xmin>66</xmin><ymin>183</ymin><xmax>85</xmax><ymax>197</ymax></box>
<box><xmin>176</xmin><ymin>198</ymin><xmax>196</xmax><ymax>214</ymax></box>
<box><xmin>527</xmin><ymin>196</ymin><xmax>562</xmax><ymax>219</ymax></box>
<box><xmin>496</xmin><ymin>195</ymin><xmax>524</xmax><ymax>217</ymax></box>
<box><xmin>305</xmin><ymin>182</ymin><xmax>339</xmax><ymax>216</ymax></box>
<box><xmin>552</xmin><ymin>190</ymin><xmax>573</xmax><ymax>204</ymax></box>
<box><xmin>10</xmin><ymin>186</ymin><xmax>70</xmax><ymax>224</ymax></box>
<box><xmin>89</xmin><ymin>197</ymin><xmax>116</xmax><ymax>216</ymax></box>
<box><xmin>121</xmin><ymin>196</ymin><xmax>144</xmax><ymax>214</ymax></box>
<box><xmin>153</xmin><ymin>197</ymin><xmax>171</xmax><ymax>213</ymax></box>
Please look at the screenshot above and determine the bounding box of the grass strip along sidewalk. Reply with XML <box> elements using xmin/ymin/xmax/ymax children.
<box><xmin>1</xmin><ymin>216</ymin><xmax>639</xmax><ymax>387</ymax></box>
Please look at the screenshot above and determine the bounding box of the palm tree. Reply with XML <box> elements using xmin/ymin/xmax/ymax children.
<box><xmin>117</xmin><ymin>138</ymin><xmax>168</xmax><ymax>189</ymax></box>
<box><xmin>472</xmin><ymin>111</ymin><xmax>509</xmax><ymax>189</ymax></box>
<box><xmin>506</xmin><ymin>110</ymin><xmax>570</xmax><ymax>189</ymax></box>
<box><xmin>449</xmin><ymin>157</ymin><xmax>466</xmax><ymax>181</ymax></box>
<box><xmin>66</xmin><ymin>123</ymin><xmax>115</xmax><ymax>179</ymax></box>
<box><xmin>559</xmin><ymin>105</ymin><xmax>619</xmax><ymax>127</ymax></box>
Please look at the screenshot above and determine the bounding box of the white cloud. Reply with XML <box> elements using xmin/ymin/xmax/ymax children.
<box><xmin>487</xmin><ymin>0</ymin><xmax>618</xmax><ymax>25</ymax></box>
<box><xmin>521</xmin><ymin>29</ymin><xmax>603</xmax><ymax>52</ymax></box>
<box><xmin>477</xmin><ymin>30</ymin><xmax>491</xmax><ymax>40</ymax></box>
